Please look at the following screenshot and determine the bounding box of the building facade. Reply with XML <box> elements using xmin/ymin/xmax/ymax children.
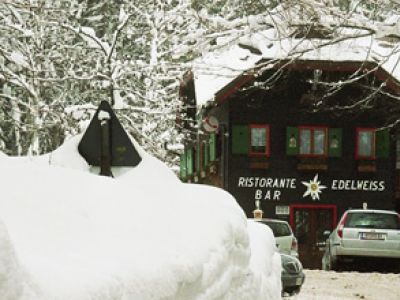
<box><xmin>179</xmin><ymin>60</ymin><xmax>400</xmax><ymax>268</ymax></box>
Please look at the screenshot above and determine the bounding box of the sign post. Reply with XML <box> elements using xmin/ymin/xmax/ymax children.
<box><xmin>98</xmin><ymin>110</ymin><xmax>112</xmax><ymax>176</ymax></box>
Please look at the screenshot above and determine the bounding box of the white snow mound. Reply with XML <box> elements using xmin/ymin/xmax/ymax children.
<box><xmin>0</xmin><ymin>135</ymin><xmax>281</xmax><ymax>300</ymax></box>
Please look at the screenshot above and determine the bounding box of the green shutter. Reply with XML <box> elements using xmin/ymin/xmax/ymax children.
<box><xmin>376</xmin><ymin>129</ymin><xmax>390</xmax><ymax>158</ymax></box>
<box><xmin>286</xmin><ymin>127</ymin><xmax>299</xmax><ymax>155</ymax></box>
<box><xmin>186</xmin><ymin>148</ymin><xmax>194</xmax><ymax>175</ymax></box>
<box><xmin>328</xmin><ymin>128</ymin><xmax>342</xmax><ymax>157</ymax></box>
<box><xmin>204</xmin><ymin>142</ymin><xmax>209</xmax><ymax>167</ymax></box>
<box><xmin>180</xmin><ymin>152</ymin><xmax>187</xmax><ymax>180</ymax></box>
<box><xmin>209</xmin><ymin>133</ymin><xmax>216</xmax><ymax>161</ymax></box>
<box><xmin>196</xmin><ymin>143</ymin><xmax>201</xmax><ymax>173</ymax></box>
<box><xmin>232</xmin><ymin>125</ymin><xmax>249</xmax><ymax>154</ymax></box>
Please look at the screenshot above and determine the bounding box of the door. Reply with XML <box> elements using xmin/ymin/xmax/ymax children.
<box><xmin>290</xmin><ymin>205</ymin><xmax>336</xmax><ymax>269</ymax></box>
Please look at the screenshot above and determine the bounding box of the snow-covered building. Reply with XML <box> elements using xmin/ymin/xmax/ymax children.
<box><xmin>179</xmin><ymin>28</ymin><xmax>400</xmax><ymax>269</ymax></box>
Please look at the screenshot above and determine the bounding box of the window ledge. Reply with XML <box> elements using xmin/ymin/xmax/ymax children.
<box><xmin>249</xmin><ymin>157</ymin><xmax>269</xmax><ymax>169</ymax></box>
<box><xmin>297</xmin><ymin>157</ymin><xmax>328</xmax><ymax>171</ymax></box>
<box><xmin>357</xmin><ymin>161</ymin><xmax>376</xmax><ymax>172</ymax></box>
<box><xmin>297</xmin><ymin>163</ymin><xmax>328</xmax><ymax>171</ymax></box>
<box><xmin>250</xmin><ymin>161</ymin><xmax>270</xmax><ymax>169</ymax></box>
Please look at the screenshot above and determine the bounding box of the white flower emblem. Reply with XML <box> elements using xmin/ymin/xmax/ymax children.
<box><xmin>302</xmin><ymin>174</ymin><xmax>327</xmax><ymax>201</ymax></box>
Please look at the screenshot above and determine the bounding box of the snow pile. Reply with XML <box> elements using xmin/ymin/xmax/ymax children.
<box><xmin>0</xmin><ymin>136</ymin><xmax>281</xmax><ymax>300</ymax></box>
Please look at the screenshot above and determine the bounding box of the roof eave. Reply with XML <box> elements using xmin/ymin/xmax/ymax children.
<box><xmin>212</xmin><ymin>59</ymin><xmax>400</xmax><ymax>104</ymax></box>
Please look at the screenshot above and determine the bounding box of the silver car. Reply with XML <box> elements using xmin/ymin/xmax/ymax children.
<box><xmin>251</xmin><ymin>218</ymin><xmax>299</xmax><ymax>257</ymax></box>
<box><xmin>322</xmin><ymin>209</ymin><xmax>400</xmax><ymax>271</ymax></box>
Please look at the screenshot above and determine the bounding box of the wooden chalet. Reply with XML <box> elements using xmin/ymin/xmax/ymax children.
<box><xmin>178</xmin><ymin>37</ymin><xmax>400</xmax><ymax>268</ymax></box>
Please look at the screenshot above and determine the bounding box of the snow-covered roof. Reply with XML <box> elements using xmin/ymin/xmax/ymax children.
<box><xmin>192</xmin><ymin>45</ymin><xmax>262</xmax><ymax>107</ymax></box>
<box><xmin>192</xmin><ymin>28</ymin><xmax>400</xmax><ymax>106</ymax></box>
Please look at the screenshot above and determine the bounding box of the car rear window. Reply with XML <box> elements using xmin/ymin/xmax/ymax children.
<box><xmin>262</xmin><ymin>221</ymin><xmax>291</xmax><ymax>237</ymax></box>
<box><xmin>345</xmin><ymin>212</ymin><xmax>400</xmax><ymax>230</ymax></box>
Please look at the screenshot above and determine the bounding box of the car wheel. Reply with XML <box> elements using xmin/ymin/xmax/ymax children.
<box><xmin>396</xmin><ymin>260</ymin><xmax>400</xmax><ymax>273</ymax></box>
<box><xmin>283</xmin><ymin>286</ymin><xmax>301</xmax><ymax>296</ymax></box>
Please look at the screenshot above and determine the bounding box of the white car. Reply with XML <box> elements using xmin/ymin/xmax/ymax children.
<box><xmin>322</xmin><ymin>209</ymin><xmax>400</xmax><ymax>271</ymax></box>
<box><xmin>251</xmin><ymin>218</ymin><xmax>298</xmax><ymax>257</ymax></box>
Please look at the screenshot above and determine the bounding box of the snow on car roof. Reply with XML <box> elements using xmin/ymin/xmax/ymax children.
<box><xmin>249</xmin><ymin>218</ymin><xmax>290</xmax><ymax>224</ymax></box>
<box><xmin>346</xmin><ymin>209</ymin><xmax>398</xmax><ymax>214</ymax></box>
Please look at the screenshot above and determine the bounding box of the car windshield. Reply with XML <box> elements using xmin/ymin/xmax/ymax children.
<box><xmin>262</xmin><ymin>221</ymin><xmax>291</xmax><ymax>237</ymax></box>
<box><xmin>345</xmin><ymin>212</ymin><xmax>400</xmax><ymax>230</ymax></box>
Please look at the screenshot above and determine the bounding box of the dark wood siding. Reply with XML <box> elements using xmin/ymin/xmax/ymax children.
<box><xmin>223</xmin><ymin>72</ymin><xmax>395</xmax><ymax>223</ymax></box>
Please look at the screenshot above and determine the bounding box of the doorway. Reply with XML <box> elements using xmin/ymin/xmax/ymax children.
<box><xmin>290</xmin><ymin>205</ymin><xmax>337</xmax><ymax>269</ymax></box>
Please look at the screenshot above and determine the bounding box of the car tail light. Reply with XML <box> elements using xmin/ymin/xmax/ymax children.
<box><xmin>337</xmin><ymin>212</ymin><xmax>349</xmax><ymax>238</ymax></box>
<box><xmin>291</xmin><ymin>237</ymin><xmax>298</xmax><ymax>252</ymax></box>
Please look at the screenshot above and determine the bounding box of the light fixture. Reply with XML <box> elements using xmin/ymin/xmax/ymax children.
<box><xmin>312</xmin><ymin>69</ymin><xmax>322</xmax><ymax>91</ymax></box>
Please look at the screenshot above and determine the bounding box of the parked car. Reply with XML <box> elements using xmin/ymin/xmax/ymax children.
<box><xmin>281</xmin><ymin>253</ymin><xmax>305</xmax><ymax>296</ymax></box>
<box><xmin>251</xmin><ymin>218</ymin><xmax>298</xmax><ymax>257</ymax></box>
<box><xmin>322</xmin><ymin>209</ymin><xmax>400</xmax><ymax>271</ymax></box>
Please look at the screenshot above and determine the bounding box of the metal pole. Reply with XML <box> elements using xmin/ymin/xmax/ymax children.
<box><xmin>98</xmin><ymin>110</ymin><xmax>113</xmax><ymax>177</ymax></box>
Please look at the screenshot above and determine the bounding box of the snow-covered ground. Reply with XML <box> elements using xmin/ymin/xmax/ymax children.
<box><xmin>0</xmin><ymin>135</ymin><xmax>282</xmax><ymax>300</ymax></box>
<box><xmin>287</xmin><ymin>270</ymin><xmax>400</xmax><ymax>300</ymax></box>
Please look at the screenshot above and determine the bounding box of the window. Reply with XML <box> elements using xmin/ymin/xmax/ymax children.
<box><xmin>232</xmin><ymin>124</ymin><xmax>270</xmax><ymax>156</ymax></box>
<box><xmin>250</xmin><ymin>125</ymin><xmax>270</xmax><ymax>156</ymax></box>
<box><xmin>287</xmin><ymin>126</ymin><xmax>341</xmax><ymax>157</ymax></box>
<box><xmin>209</xmin><ymin>133</ymin><xmax>217</xmax><ymax>161</ymax></box>
<box><xmin>356</xmin><ymin>128</ymin><xmax>375</xmax><ymax>159</ymax></box>
<box><xmin>356</xmin><ymin>128</ymin><xmax>390</xmax><ymax>160</ymax></box>
<box><xmin>259</xmin><ymin>221</ymin><xmax>292</xmax><ymax>237</ymax></box>
<box><xmin>186</xmin><ymin>148</ymin><xmax>194</xmax><ymax>175</ymax></box>
<box><xmin>345</xmin><ymin>212</ymin><xmax>400</xmax><ymax>230</ymax></box>
<box><xmin>298</xmin><ymin>126</ymin><xmax>327</xmax><ymax>156</ymax></box>
<box><xmin>179</xmin><ymin>148</ymin><xmax>193</xmax><ymax>181</ymax></box>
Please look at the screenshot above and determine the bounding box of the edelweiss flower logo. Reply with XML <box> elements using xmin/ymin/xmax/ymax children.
<box><xmin>302</xmin><ymin>174</ymin><xmax>327</xmax><ymax>201</ymax></box>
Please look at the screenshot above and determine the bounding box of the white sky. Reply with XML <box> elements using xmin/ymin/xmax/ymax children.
<box><xmin>0</xmin><ymin>135</ymin><xmax>282</xmax><ymax>300</ymax></box>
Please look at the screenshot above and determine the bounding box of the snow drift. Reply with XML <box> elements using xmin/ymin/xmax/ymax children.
<box><xmin>0</xmin><ymin>135</ymin><xmax>281</xmax><ymax>300</ymax></box>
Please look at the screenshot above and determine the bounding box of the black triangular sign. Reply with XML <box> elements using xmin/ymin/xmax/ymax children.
<box><xmin>78</xmin><ymin>101</ymin><xmax>142</xmax><ymax>167</ymax></box>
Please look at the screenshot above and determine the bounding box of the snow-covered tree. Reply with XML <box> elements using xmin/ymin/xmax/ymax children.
<box><xmin>0</xmin><ymin>0</ymin><xmax>197</xmax><ymax>165</ymax></box>
<box><xmin>0</xmin><ymin>0</ymin><xmax>71</xmax><ymax>155</ymax></box>
<box><xmin>184</xmin><ymin>0</ymin><xmax>400</xmax><ymax>131</ymax></box>
<box><xmin>0</xmin><ymin>0</ymin><xmax>400</xmax><ymax>167</ymax></box>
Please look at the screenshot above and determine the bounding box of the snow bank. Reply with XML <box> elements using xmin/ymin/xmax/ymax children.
<box><xmin>0</xmin><ymin>136</ymin><xmax>281</xmax><ymax>300</ymax></box>
<box><xmin>0</xmin><ymin>220</ymin><xmax>37</xmax><ymax>300</ymax></box>
<box><xmin>248</xmin><ymin>221</ymin><xmax>282</xmax><ymax>299</ymax></box>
